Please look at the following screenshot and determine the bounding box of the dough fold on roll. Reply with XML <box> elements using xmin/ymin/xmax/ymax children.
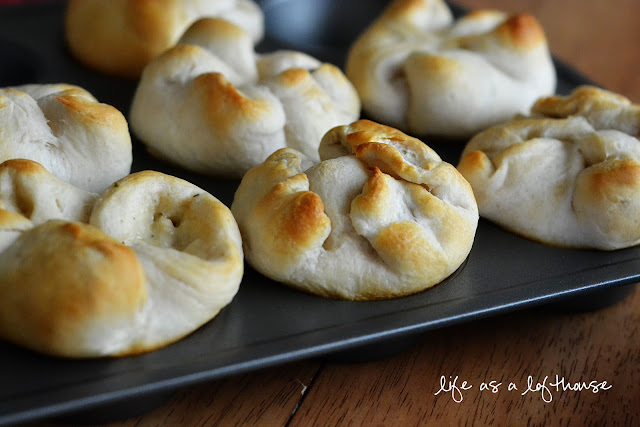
<box><xmin>0</xmin><ymin>84</ymin><xmax>132</xmax><ymax>193</ymax></box>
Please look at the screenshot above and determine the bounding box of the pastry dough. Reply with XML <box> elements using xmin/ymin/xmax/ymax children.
<box><xmin>0</xmin><ymin>159</ymin><xmax>243</xmax><ymax>357</ymax></box>
<box><xmin>130</xmin><ymin>18</ymin><xmax>360</xmax><ymax>178</ymax></box>
<box><xmin>457</xmin><ymin>85</ymin><xmax>640</xmax><ymax>250</ymax></box>
<box><xmin>65</xmin><ymin>0</ymin><xmax>264</xmax><ymax>78</ymax></box>
<box><xmin>231</xmin><ymin>120</ymin><xmax>478</xmax><ymax>300</ymax></box>
<box><xmin>346</xmin><ymin>0</ymin><xmax>556</xmax><ymax>138</ymax></box>
<box><xmin>0</xmin><ymin>84</ymin><xmax>132</xmax><ymax>193</ymax></box>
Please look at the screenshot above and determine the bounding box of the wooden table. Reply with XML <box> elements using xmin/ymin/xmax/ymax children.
<box><xmin>99</xmin><ymin>1</ymin><xmax>638</xmax><ymax>425</ymax></box>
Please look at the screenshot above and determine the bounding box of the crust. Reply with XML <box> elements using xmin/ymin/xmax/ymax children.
<box><xmin>0</xmin><ymin>221</ymin><xmax>146</xmax><ymax>357</ymax></box>
<box><xmin>495</xmin><ymin>14</ymin><xmax>547</xmax><ymax>50</ymax></box>
<box><xmin>194</xmin><ymin>72</ymin><xmax>277</xmax><ymax>134</ymax></box>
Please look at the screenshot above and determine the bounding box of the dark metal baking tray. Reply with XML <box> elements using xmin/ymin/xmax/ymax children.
<box><xmin>1</xmin><ymin>1</ymin><xmax>639</xmax><ymax>424</ymax></box>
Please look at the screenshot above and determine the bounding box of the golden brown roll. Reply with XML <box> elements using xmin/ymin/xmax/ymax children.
<box><xmin>65</xmin><ymin>0</ymin><xmax>264</xmax><ymax>78</ymax></box>
<box><xmin>346</xmin><ymin>0</ymin><xmax>556</xmax><ymax>139</ymax></box>
<box><xmin>457</xmin><ymin>86</ymin><xmax>640</xmax><ymax>250</ymax></box>
<box><xmin>0</xmin><ymin>159</ymin><xmax>243</xmax><ymax>357</ymax></box>
<box><xmin>231</xmin><ymin>120</ymin><xmax>478</xmax><ymax>300</ymax></box>
<box><xmin>130</xmin><ymin>17</ymin><xmax>361</xmax><ymax>178</ymax></box>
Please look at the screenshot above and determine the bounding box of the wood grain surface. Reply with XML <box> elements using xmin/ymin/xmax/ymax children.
<box><xmin>289</xmin><ymin>288</ymin><xmax>640</xmax><ymax>426</ymax></box>
<box><xmin>116</xmin><ymin>361</ymin><xmax>320</xmax><ymax>426</ymax></box>
<box><xmin>37</xmin><ymin>1</ymin><xmax>640</xmax><ymax>426</ymax></box>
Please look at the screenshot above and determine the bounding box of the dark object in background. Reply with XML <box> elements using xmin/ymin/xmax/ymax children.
<box><xmin>0</xmin><ymin>39</ymin><xmax>40</xmax><ymax>85</ymax></box>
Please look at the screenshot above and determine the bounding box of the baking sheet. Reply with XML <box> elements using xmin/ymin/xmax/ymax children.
<box><xmin>0</xmin><ymin>1</ymin><xmax>639</xmax><ymax>424</ymax></box>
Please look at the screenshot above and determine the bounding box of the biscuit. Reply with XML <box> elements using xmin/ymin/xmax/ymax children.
<box><xmin>457</xmin><ymin>86</ymin><xmax>640</xmax><ymax>250</ymax></box>
<box><xmin>346</xmin><ymin>0</ymin><xmax>556</xmax><ymax>138</ymax></box>
<box><xmin>231</xmin><ymin>120</ymin><xmax>478</xmax><ymax>300</ymax></box>
<box><xmin>65</xmin><ymin>0</ymin><xmax>264</xmax><ymax>78</ymax></box>
<box><xmin>130</xmin><ymin>18</ymin><xmax>360</xmax><ymax>177</ymax></box>
<box><xmin>0</xmin><ymin>160</ymin><xmax>243</xmax><ymax>357</ymax></box>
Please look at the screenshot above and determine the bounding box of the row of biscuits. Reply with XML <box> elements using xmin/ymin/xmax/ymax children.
<box><xmin>0</xmin><ymin>0</ymin><xmax>638</xmax><ymax>358</ymax></box>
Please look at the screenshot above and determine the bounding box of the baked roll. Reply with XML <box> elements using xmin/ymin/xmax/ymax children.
<box><xmin>0</xmin><ymin>84</ymin><xmax>132</xmax><ymax>193</ymax></box>
<box><xmin>130</xmin><ymin>18</ymin><xmax>360</xmax><ymax>178</ymax></box>
<box><xmin>346</xmin><ymin>0</ymin><xmax>556</xmax><ymax>139</ymax></box>
<box><xmin>457</xmin><ymin>86</ymin><xmax>640</xmax><ymax>250</ymax></box>
<box><xmin>65</xmin><ymin>0</ymin><xmax>264</xmax><ymax>78</ymax></box>
<box><xmin>0</xmin><ymin>159</ymin><xmax>243</xmax><ymax>357</ymax></box>
<box><xmin>231</xmin><ymin>120</ymin><xmax>478</xmax><ymax>300</ymax></box>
